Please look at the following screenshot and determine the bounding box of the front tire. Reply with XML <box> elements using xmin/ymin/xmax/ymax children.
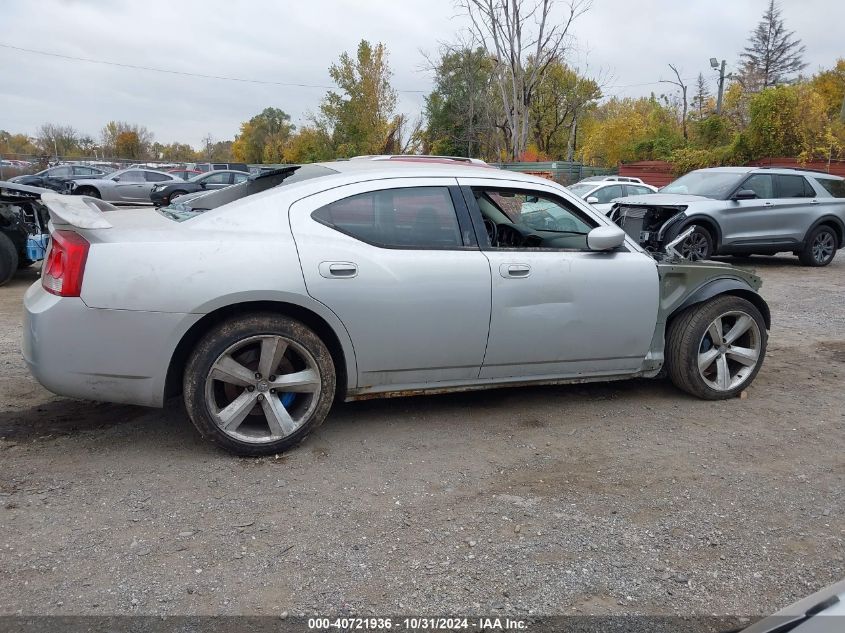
<box><xmin>183</xmin><ymin>313</ymin><xmax>336</xmax><ymax>456</ymax></box>
<box><xmin>75</xmin><ymin>186</ymin><xmax>101</xmax><ymax>199</ymax></box>
<box><xmin>678</xmin><ymin>225</ymin><xmax>713</xmax><ymax>260</ymax></box>
<box><xmin>666</xmin><ymin>295</ymin><xmax>767</xmax><ymax>400</ymax></box>
<box><xmin>798</xmin><ymin>225</ymin><xmax>837</xmax><ymax>267</ymax></box>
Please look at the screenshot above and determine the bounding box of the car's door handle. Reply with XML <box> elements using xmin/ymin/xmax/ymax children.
<box><xmin>499</xmin><ymin>263</ymin><xmax>531</xmax><ymax>278</ymax></box>
<box><xmin>319</xmin><ymin>261</ymin><xmax>358</xmax><ymax>278</ymax></box>
<box><xmin>763</xmin><ymin>201</ymin><xmax>774</xmax><ymax>206</ymax></box>
<box><xmin>810</xmin><ymin>199</ymin><xmax>820</xmax><ymax>204</ymax></box>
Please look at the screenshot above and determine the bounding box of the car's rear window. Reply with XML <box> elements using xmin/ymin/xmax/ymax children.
<box><xmin>815</xmin><ymin>177</ymin><xmax>845</xmax><ymax>198</ymax></box>
<box><xmin>157</xmin><ymin>164</ymin><xmax>338</xmax><ymax>222</ymax></box>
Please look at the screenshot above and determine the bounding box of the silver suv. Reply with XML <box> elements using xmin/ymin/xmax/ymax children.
<box><xmin>609</xmin><ymin>167</ymin><xmax>845</xmax><ymax>266</ymax></box>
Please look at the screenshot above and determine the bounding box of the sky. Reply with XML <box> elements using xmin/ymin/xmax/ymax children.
<box><xmin>1</xmin><ymin>0</ymin><xmax>842</xmax><ymax>148</ymax></box>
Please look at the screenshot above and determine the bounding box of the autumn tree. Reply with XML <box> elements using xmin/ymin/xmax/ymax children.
<box><xmin>738</xmin><ymin>0</ymin><xmax>806</xmax><ymax>91</ymax></box>
<box><xmin>528</xmin><ymin>59</ymin><xmax>600</xmax><ymax>159</ymax></box>
<box><xmin>320</xmin><ymin>40</ymin><xmax>398</xmax><ymax>157</ymax></box>
<box><xmin>101</xmin><ymin>121</ymin><xmax>153</xmax><ymax>159</ymax></box>
<box><xmin>232</xmin><ymin>107</ymin><xmax>295</xmax><ymax>163</ymax></box>
<box><xmin>0</xmin><ymin>130</ymin><xmax>38</xmax><ymax>156</ymax></box>
<box><xmin>458</xmin><ymin>0</ymin><xmax>591</xmax><ymax>160</ymax></box>
<box><xmin>283</xmin><ymin>126</ymin><xmax>335</xmax><ymax>163</ymax></box>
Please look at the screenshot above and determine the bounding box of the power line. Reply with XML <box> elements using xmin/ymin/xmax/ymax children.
<box><xmin>0</xmin><ymin>42</ymin><xmax>428</xmax><ymax>94</ymax></box>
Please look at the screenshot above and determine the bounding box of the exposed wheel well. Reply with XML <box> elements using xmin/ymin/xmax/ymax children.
<box><xmin>74</xmin><ymin>185</ymin><xmax>99</xmax><ymax>196</ymax></box>
<box><xmin>164</xmin><ymin>301</ymin><xmax>348</xmax><ymax>401</ymax></box>
<box><xmin>667</xmin><ymin>288</ymin><xmax>771</xmax><ymax>331</ymax></box>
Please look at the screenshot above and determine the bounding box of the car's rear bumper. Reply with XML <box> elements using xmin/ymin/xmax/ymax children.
<box><xmin>22</xmin><ymin>281</ymin><xmax>201</xmax><ymax>407</ymax></box>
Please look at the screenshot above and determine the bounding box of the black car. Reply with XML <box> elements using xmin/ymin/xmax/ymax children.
<box><xmin>149</xmin><ymin>170</ymin><xmax>251</xmax><ymax>207</ymax></box>
<box><xmin>0</xmin><ymin>181</ymin><xmax>50</xmax><ymax>286</ymax></box>
<box><xmin>10</xmin><ymin>164</ymin><xmax>109</xmax><ymax>191</ymax></box>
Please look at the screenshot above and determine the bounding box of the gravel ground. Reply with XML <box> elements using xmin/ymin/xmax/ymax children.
<box><xmin>0</xmin><ymin>254</ymin><xmax>843</xmax><ymax>618</ymax></box>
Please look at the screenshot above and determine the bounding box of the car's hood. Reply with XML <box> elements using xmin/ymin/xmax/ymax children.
<box><xmin>613</xmin><ymin>193</ymin><xmax>713</xmax><ymax>206</ymax></box>
<box><xmin>0</xmin><ymin>180</ymin><xmax>49</xmax><ymax>198</ymax></box>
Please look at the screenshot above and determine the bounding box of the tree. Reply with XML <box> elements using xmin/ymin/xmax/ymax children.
<box><xmin>810</xmin><ymin>59</ymin><xmax>845</xmax><ymax>119</ymax></box>
<box><xmin>660</xmin><ymin>64</ymin><xmax>689</xmax><ymax>140</ymax></box>
<box><xmin>529</xmin><ymin>59</ymin><xmax>600</xmax><ymax>159</ymax></box>
<box><xmin>101</xmin><ymin>121</ymin><xmax>153</xmax><ymax>159</ymax></box>
<box><xmin>423</xmin><ymin>46</ymin><xmax>498</xmax><ymax>158</ymax></box>
<box><xmin>35</xmin><ymin>124</ymin><xmax>80</xmax><ymax>157</ymax></box>
<box><xmin>320</xmin><ymin>40</ymin><xmax>397</xmax><ymax>157</ymax></box>
<box><xmin>458</xmin><ymin>0</ymin><xmax>591</xmax><ymax>160</ymax></box>
<box><xmin>0</xmin><ymin>131</ymin><xmax>38</xmax><ymax>156</ymax></box>
<box><xmin>283</xmin><ymin>126</ymin><xmax>335</xmax><ymax>163</ymax></box>
<box><xmin>692</xmin><ymin>73</ymin><xmax>712</xmax><ymax>119</ymax></box>
<box><xmin>232</xmin><ymin>107</ymin><xmax>295</xmax><ymax>163</ymax></box>
<box><xmin>738</xmin><ymin>0</ymin><xmax>806</xmax><ymax>91</ymax></box>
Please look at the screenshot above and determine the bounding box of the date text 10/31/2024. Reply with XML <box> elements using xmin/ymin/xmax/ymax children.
<box><xmin>307</xmin><ymin>617</ymin><xmax>528</xmax><ymax>630</ymax></box>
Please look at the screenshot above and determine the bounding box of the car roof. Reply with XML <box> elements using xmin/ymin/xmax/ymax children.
<box><xmin>691</xmin><ymin>166</ymin><xmax>842</xmax><ymax>179</ymax></box>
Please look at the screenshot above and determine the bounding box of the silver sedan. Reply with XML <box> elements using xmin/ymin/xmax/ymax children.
<box><xmin>23</xmin><ymin>160</ymin><xmax>770</xmax><ymax>456</ymax></box>
<box><xmin>67</xmin><ymin>167</ymin><xmax>182</xmax><ymax>203</ymax></box>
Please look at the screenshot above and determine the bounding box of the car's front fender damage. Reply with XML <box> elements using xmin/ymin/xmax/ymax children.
<box><xmin>640</xmin><ymin>260</ymin><xmax>769</xmax><ymax>375</ymax></box>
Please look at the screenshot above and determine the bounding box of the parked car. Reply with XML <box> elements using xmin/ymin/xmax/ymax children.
<box><xmin>9</xmin><ymin>164</ymin><xmax>110</xmax><ymax>190</ymax></box>
<box><xmin>150</xmin><ymin>169</ymin><xmax>250</xmax><ymax>206</ymax></box>
<box><xmin>568</xmin><ymin>180</ymin><xmax>657</xmax><ymax>214</ymax></box>
<box><xmin>194</xmin><ymin>162</ymin><xmax>249</xmax><ymax>173</ymax></box>
<box><xmin>0</xmin><ymin>181</ymin><xmax>50</xmax><ymax>286</ymax></box>
<box><xmin>66</xmin><ymin>168</ymin><xmax>182</xmax><ymax>204</ymax></box>
<box><xmin>608</xmin><ymin>167</ymin><xmax>845</xmax><ymax>266</ymax></box>
<box><xmin>25</xmin><ymin>160</ymin><xmax>770</xmax><ymax>456</ymax></box>
<box><xmin>168</xmin><ymin>169</ymin><xmax>202</xmax><ymax>180</ymax></box>
<box><xmin>576</xmin><ymin>175</ymin><xmax>646</xmax><ymax>184</ymax></box>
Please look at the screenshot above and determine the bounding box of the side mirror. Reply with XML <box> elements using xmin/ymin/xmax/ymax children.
<box><xmin>200</xmin><ymin>181</ymin><xmax>207</xmax><ymax>189</ymax></box>
<box><xmin>732</xmin><ymin>189</ymin><xmax>757</xmax><ymax>200</ymax></box>
<box><xmin>586</xmin><ymin>196</ymin><xmax>600</xmax><ymax>204</ymax></box>
<box><xmin>112</xmin><ymin>176</ymin><xmax>120</xmax><ymax>182</ymax></box>
<box><xmin>587</xmin><ymin>226</ymin><xmax>626</xmax><ymax>251</ymax></box>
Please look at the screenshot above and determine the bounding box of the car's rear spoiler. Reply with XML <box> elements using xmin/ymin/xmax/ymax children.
<box><xmin>39</xmin><ymin>192</ymin><xmax>114</xmax><ymax>229</ymax></box>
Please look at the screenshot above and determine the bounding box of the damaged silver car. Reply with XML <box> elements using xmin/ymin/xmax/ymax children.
<box><xmin>23</xmin><ymin>159</ymin><xmax>770</xmax><ymax>456</ymax></box>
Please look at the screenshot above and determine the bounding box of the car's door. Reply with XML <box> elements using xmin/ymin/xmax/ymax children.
<box><xmin>458</xmin><ymin>177</ymin><xmax>659</xmax><ymax>380</ymax></box>
<box><xmin>111</xmin><ymin>169</ymin><xmax>147</xmax><ymax>201</ymax></box>
<box><xmin>199</xmin><ymin>172</ymin><xmax>233</xmax><ymax>190</ymax></box>
<box><xmin>772</xmin><ymin>174</ymin><xmax>818</xmax><ymax>242</ymax></box>
<box><xmin>289</xmin><ymin>178</ymin><xmax>492</xmax><ymax>389</ymax></box>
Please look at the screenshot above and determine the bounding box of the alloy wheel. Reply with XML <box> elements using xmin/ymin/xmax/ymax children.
<box><xmin>812</xmin><ymin>230</ymin><xmax>835</xmax><ymax>264</ymax></box>
<box><xmin>680</xmin><ymin>230</ymin><xmax>710</xmax><ymax>260</ymax></box>
<box><xmin>697</xmin><ymin>310</ymin><xmax>762</xmax><ymax>391</ymax></box>
<box><xmin>203</xmin><ymin>335</ymin><xmax>322</xmax><ymax>444</ymax></box>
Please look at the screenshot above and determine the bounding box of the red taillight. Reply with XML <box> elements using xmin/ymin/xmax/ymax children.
<box><xmin>42</xmin><ymin>230</ymin><xmax>90</xmax><ymax>297</ymax></box>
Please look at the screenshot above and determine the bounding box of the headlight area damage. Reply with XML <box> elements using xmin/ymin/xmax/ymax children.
<box><xmin>609</xmin><ymin>202</ymin><xmax>689</xmax><ymax>256</ymax></box>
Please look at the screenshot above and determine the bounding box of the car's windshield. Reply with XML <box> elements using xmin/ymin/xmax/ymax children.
<box><xmin>660</xmin><ymin>171</ymin><xmax>744</xmax><ymax>198</ymax></box>
<box><xmin>157</xmin><ymin>164</ymin><xmax>338</xmax><ymax>221</ymax></box>
<box><xmin>567</xmin><ymin>183</ymin><xmax>594</xmax><ymax>197</ymax></box>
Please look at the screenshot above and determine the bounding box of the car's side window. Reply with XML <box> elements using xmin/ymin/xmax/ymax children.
<box><xmin>775</xmin><ymin>175</ymin><xmax>813</xmax><ymax>198</ymax></box>
<box><xmin>50</xmin><ymin>166</ymin><xmax>72</xmax><ymax>178</ymax></box>
<box><xmin>233</xmin><ymin>172</ymin><xmax>249</xmax><ymax>184</ymax></box>
<box><xmin>144</xmin><ymin>171</ymin><xmax>171</xmax><ymax>182</ymax></box>
<box><xmin>120</xmin><ymin>170</ymin><xmax>145</xmax><ymax>183</ymax></box>
<box><xmin>203</xmin><ymin>173</ymin><xmax>231</xmax><ymax>185</ymax></box>
<box><xmin>593</xmin><ymin>184</ymin><xmax>624</xmax><ymax>203</ymax></box>
<box><xmin>627</xmin><ymin>185</ymin><xmax>652</xmax><ymax>196</ymax></box>
<box><xmin>741</xmin><ymin>174</ymin><xmax>774</xmax><ymax>199</ymax></box>
<box><xmin>73</xmin><ymin>166</ymin><xmax>94</xmax><ymax>175</ymax></box>
<box><xmin>815</xmin><ymin>178</ymin><xmax>845</xmax><ymax>198</ymax></box>
<box><xmin>312</xmin><ymin>186</ymin><xmax>465</xmax><ymax>249</ymax></box>
<box><xmin>471</xmin><ymin>187</ymin><xmax>596</xmax><ymax>251</ymax></box>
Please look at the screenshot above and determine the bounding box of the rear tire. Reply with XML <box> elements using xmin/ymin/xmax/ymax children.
<box><xmin>0</xmin><ymin>233</ymin><xmax>19</xmax><ymax>286</ymax></box>
<box><xmin>666</xmin><ymin>295</ymin><xmax>767</xmax><ymax>400</ymax></box>
<box><xmin>798</xmin><ymin>225</ymin><xmax>837</xmax><ymax>267</ymax></box>
<box><xmin>183</xmin><ymin>313</ymin><xmax>336</xmax><ymax>457</ymax></box>
<box><xmin>75</xmin><ymin>186</ymin><xmax>100</xmax><ymax>199</ymax></box>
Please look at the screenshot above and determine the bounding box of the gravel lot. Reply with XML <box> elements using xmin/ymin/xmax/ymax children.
<box><xmin>0</xmin><ymin>254</ymin><xmax>843</xmax><ymax>618</ymax></box>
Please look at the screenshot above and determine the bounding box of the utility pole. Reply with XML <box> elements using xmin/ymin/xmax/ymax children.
<box><xmin>713</xmin><ymin>59</ymin><xmax>727</xmax><ymax>115</ymax></box>
<box><xmin>840</xmin><ymin>90</ymin><xmax>845</xmax><ymax>123</ymax></box>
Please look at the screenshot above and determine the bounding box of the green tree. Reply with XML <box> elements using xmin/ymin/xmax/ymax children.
<box><xmin>738</xmin><ymin>0</ymin><xmax>806</xmax><ymax>91</ymax></box>
<box><xmin>423</xmin><ymin>47</ymin><xmax>497</xmax><ymax>158</ymax></box>
<box><xmin>0</xmin><ymin>130</ymin><xmax>38</xmax><ymax>156</ymax></box>
<box><xmin>232</xmin><ymin>107</ymin><xmax>294</xmax><ymax>163</ymax></box>
<box><xmin>320</xmin><ymin>40</ymin><xmax>397</xmax><ymax>157</ymax></box>
<box><xmin>283</xmin><ymin>126</ymin><xmax>335</xmax><ymax>163</ymax></box>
